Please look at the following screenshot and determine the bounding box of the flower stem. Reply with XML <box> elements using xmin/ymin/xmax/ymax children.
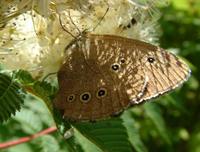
<box><xmin>0</xmin><ymin>126</ymin><xmax>57</xmax><ymax>149</ymax></box>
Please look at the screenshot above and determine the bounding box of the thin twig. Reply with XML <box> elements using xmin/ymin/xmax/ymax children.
<box><xmin>0</xmin><ymin>126</ymin><xmax>57</xmax><ymax>149</ymax></box>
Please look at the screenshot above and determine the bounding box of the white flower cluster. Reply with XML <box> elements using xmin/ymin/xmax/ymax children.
<box><xmin>0</xmin><ymin>0</ymin><xmax>168</xmax><ymax>78</ymax></box>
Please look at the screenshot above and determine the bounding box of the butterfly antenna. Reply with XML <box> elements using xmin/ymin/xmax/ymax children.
<box><xmin>92</xmin><ymin>1</ymin><xmax>110</xmax><ymax>32</ymax></box>
<box><xmin>68</xmin><ymin>10</ymin><xmax>81</xmax><ymax>35</ymax></box>
<box><xmin>59</xmin><ymin>14</ymin><xmax>77</xmax><ymax>39</ymax></box>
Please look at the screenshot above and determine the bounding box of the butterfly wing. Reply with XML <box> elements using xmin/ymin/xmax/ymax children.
<box><xmin>136</xmin><ymin>47</ymin><xmax>191</xmax><ymax>102</ymax></box>
<box><xmin>88</xmin><ymin>34</ymin><xmax>190</xmax><ymax>103</ymax></box>
<box><xmin>54</xmin><ymin>35</ymin><xmax>148</xmax><ymax>121</ymax></box>
<box><xmin>54</xmin><ymin>34</ymin><xmax>190</xmax><ymax>121</ymax></box>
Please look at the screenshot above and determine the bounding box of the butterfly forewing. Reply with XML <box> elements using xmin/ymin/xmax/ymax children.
<box><xmin>87</xmin><ymin>34</ymin><xmax>190</xmax><ymax>103</ymax></box>
<box><xmin>138</xmin><ymin>49</ymin><xmax>190</xmax><ymax>101</ymax></box>
<box><xmin>54</xmin><ymin>34</ymin><xmax>190</xmax><ymax>121</ymax></box>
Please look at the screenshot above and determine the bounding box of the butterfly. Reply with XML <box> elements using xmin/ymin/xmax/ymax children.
<box><xmin>53</xmin><ymin>33</ymin><xmax>191</xmax><ymax>122</ymax></box>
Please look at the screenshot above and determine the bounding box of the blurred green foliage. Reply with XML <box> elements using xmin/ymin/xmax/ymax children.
<box><xmin>0</xmin><ymin>0</ymin><xmax>200</xmax><ymax>151</ymax></box>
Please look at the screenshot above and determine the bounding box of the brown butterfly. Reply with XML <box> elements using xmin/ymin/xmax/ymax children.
<box><xmin>53</xmin><ymin>34</ymin><xmax>190</xmax><ymax>122</ymax></box>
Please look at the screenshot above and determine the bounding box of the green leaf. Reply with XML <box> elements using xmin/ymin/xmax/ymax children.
<box><xmin>65</xmin><ymin>134</ymin><xmax>85</xmax><ymax>152</ymax></box>
<box><xmin>13</xmin><ymin>95</ymin><xmax>55</xmax><ymax>134</ymax></box>
<box><xmin>37</xmin><ymin>135</ymin><xmax>60</xmax><ymax>152</ymax></box>
<box><xmin>14</xmin><ymin>108</ymin><xmax>44</xmax><ymax>134</ymax></box>
<box><xmin>52</xmin><ymin>108</ymin><xmax>85</xmax><ymax>152</ymax></box>
<box><xmin>53</xmin><ymin>108</ymin><xmax>71</xmax><ymax>135</ymax></box>
<box><xmin>122</xmin><ymin>110</ymin><xmax>148</xmax><ymax>152</ymax></box>
<box><xmin>165</xmin><ymin>94</ymin><xmax>188</xmax><ymax>114</ymax></box>
<box><xmin>172</xmin><ymin>0</ymin><xmax>189</xmax><ymax>10</ymax></box>
<box><xmin>144</xmin><ymin>103</ymin><xmax>171</xmax><ymax>145</ymax></box>
<box><xmin>13</xmin><ymin>70</ymin><xmax>34</xmax><ymax>85</ymax></box>
<box><xmin>30</xmin><ymin>135</ymin><xmax>59</xmax><ymax>152</ymax></box>
<box><xmin>73</xmin><ymin>118</ymin><xmax>133</xmax><ymax>152</ymax></box>
<box><xmin>31</xmin><ymin>80</ymin><xmax>57</xmax><ymax>113</ymax></box>
<box><xmin>3</xmin><ymin>143</ymin><xmax>33</xmax><ymax>152</ymax></box>
<box><xmin>13</xmin><ymin>69</ymin><xmax>57</xmax><ymax>104</ymax></box>
<box><xmin>33</xmin><ymin>81</ymin><xmax>57</xmax><ymax>100</ymax></box>
<box><xmin>189</xmin><ymin>129</ymin><xmax>200</xmax><ymax>152</ymax></box>
<box><xmin>0</xmin><ymin>73</ymin><xmax>25</xmax><ymax>123</ymax></box>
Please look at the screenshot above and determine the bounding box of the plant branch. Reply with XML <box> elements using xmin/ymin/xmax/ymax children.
<box><xmin>0</xmin><ymin>126</ymin><xmax>57</xmax><ymax>149</ymax></box>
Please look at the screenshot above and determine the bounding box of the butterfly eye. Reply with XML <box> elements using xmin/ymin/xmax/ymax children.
<box><xmin>96</xmin><ymin>88</ymin><xmax>107</xmax><ymax>98</ymax></box>
<box><xmin>80</xmin><ymin>92</ymin><xmax>91</xmax><ymax>103</ymax></box>
<box><xmin>67</xmin><ymin>94</ymin><xmax>75</xmax><ymax>102</ymax></box>
<box><xmin>147</xmin><ymin>57</ymin><xmax>155</xmax><ymax>63</ymax></box>
<box><xmin>111</xmin><ymin>63</ymin><xmax>120</xmax><ymax>71</ymax></box>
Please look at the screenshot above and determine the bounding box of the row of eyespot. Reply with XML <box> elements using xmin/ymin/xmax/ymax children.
<box><xmin>110</xmin><ymin>58</ymin><xmax>126</xmax><ymax>72</ymax></box>
<box><xmin>66</xmin><ymin>88</ymin><xmax>107</xmax><ymax>103</ymax></box>
<box><xmin>111</xmin><ymin>57</ymin><xmax>155</xmax><ymax>71</ymax></box>
<box><xmin>66</xmin><ymin>57</ymin><xmax>155</xmax><ymax>103</ymax></box>
<box><xmin>65</xmin><ymin>59</ymin><xmax>123</xmax><ymax>103</ymax></box>
<box><xmin>65</xmin><ymin>59</ymin><xmax>125</xmax><ymax>103</ymax></box>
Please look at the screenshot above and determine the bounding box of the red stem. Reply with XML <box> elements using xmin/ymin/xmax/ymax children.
<box><xmin>0</xmin><ymin>126</ymin><xmax>57</xmax><ymax>149</ymax></box>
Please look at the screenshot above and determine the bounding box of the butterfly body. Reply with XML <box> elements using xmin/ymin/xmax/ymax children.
<box><xmin>54</xmin><ymin>34</ymin><xmax>190</xmax><ymax>121</ymax></box>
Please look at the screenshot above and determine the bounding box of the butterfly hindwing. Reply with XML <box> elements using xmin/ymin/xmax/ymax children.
<box><xmin>54</xmin><ymin>34</ymin><xmax>148</xmax><ymax>121</ymax></box>
<box><xmin>54</xmin><ymin>34</ymin><xmax>190</xmax><ymax>121</ymax></box>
